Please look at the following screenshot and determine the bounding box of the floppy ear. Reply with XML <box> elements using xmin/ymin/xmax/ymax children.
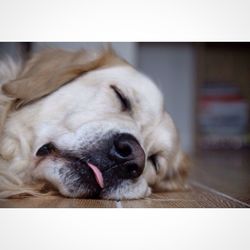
<box><xmin>145</xmin><ymin>144</ymin><xmax>190</xmax><ymax>193</ymax></box>
<box><xmin>2</xmin><ymin>48</ymin><xmax>111</xmax><ymax>108</ymax></box>
<box><xmin>154</xmin><ymin>150</ymin><xmax>190</xmax><ymax>192</ymax></box>
<box><xmin>144</xmin><ymin>112</ymin><xmax>190</xmax><ymax>192</ymax></box>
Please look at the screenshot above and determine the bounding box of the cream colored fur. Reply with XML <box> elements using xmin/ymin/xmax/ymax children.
<box><xmin>0</xmin><ymin>48</ymin><xmax>188</xmax><ymax>200</ymax></box>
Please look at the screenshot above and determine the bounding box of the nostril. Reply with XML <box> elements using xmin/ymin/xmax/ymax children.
<box><xmin>114</xmin><ymin>141</ymin><xmax>132</xmax><ymax>158</ymax></box>
<box><xmin>110</xmin><ymin>133</ymin><xmax>145</xmax><ymax>163</ymax></box>
<box><xmin>36</xmin><ymin>142</ymin><xmax>56</xmax><ymax>157</ymax></box>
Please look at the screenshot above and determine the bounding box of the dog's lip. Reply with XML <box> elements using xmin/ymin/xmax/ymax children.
<box><xmin>87</xmin><ymin>162</ymin><xmax>104</xmax><ymax>189</ymax></box>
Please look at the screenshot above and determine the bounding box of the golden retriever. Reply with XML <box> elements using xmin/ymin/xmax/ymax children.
<box><xmin>0</xmin><ymin>47</ymin><xmax>188</xmax><ymax>200</ymax></box>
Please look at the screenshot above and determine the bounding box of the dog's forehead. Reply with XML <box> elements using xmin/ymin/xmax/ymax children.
<box><xmin>87</xmin><ymin>65</ymin><xmax>164</xmax><ymax>112</ymax></box>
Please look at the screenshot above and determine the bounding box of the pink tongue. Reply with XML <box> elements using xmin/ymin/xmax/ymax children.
<box><xmin>87</xmin><ymin>163</ymin><xmax>104</xmax><ymax>189</ymax></box>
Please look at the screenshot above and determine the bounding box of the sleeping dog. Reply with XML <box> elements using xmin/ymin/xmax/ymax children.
<box><xmin>0</xmin><ymin>47</ymin><xmax>188</xmax><ymax>200</ymax></box>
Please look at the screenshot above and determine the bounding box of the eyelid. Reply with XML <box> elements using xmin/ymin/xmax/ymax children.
<box><xmin>110</xmin><ymin>85</ymin><xmax>131</xmax><ymax>112</ymax></box>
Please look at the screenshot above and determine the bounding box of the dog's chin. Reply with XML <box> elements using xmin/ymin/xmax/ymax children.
<box><xmin>33</xmin><ymin>159</ymin><xmax>151</xmax><ymax>200</ymax></box>
<box><xmin>49</xmin><ymin>175</ymin><xmax>151</xmax><ymax>200</ymax></box>
<box><xmin>58</xmin><ymin>177</ymin><xmax>151</xmax><ymax>200</ymax></box>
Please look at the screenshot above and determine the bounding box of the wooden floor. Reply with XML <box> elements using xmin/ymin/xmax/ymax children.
<box><xmin>1</xmin><ymin>150</ymin><xmax>249</xmax><ymax>208</ymax></box>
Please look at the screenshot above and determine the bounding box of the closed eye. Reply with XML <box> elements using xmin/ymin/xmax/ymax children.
<box><xmin>110</xmin><ymin>85</ymin><xmax>131</xmax><ymax>112</ymax></box>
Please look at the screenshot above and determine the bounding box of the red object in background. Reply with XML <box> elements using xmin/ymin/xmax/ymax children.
<box><xmin>198</xmin><ymin>84</ymin><xmax>249</xmax><ymax>149</ymax></box>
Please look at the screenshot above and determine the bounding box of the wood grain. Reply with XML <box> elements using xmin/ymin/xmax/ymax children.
<box><xmin>0</xmin><ymin>185</ymin><xmax>247</xmax><ymax>208</ymax></box>
<box><xmin>121</xmin><ymin>186</ymin><xmax>248</xmax><ymax>208</ymax></box>
<box><xmin>0</xmin><ymin>197</ymin><xmax>116</xmax><ymax>208</ymax></box>
<box><xmin>191</xmin><ymin>150</ymin><xmax>250</xmax><ymax>205</ymax></box>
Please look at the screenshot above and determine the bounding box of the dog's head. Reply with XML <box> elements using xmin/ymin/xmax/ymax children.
<box><xmin>0</xmin><ymin>48</ymin><xmax>188</xmax><ymax>200</ymax></box>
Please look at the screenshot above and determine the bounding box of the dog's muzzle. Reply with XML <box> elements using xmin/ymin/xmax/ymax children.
<box><xmin>85</xmin><ymin>133</ymin><xmax>145</xmax><ymax>189</ymax></box>
<box><xmin>36</xmin><ymin>133</ymin><xmax>145</xmax><ymax>196</ymax></box>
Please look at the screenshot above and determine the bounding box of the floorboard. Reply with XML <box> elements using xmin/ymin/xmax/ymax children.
<box><xmin>191</xmin><ymin>150</ymin><xmax>250</xmax><ymax>205</ymax></box>
<box><xmin>0</xmin><ymin>196</ymin><xmax>116</xmax><ymax>208</ymax></box>
<box><xmin>0</xmin><ymin>185</ymin><xmax>248</xmax><ymax>208</ymax></box>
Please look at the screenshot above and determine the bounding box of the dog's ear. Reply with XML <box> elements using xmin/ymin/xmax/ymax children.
<box><xmin>2</xmin><ymin>48</ymin><xmax>113</xmax><ymax>108</ymax></box>
<box><xmin>153</xmin><ymin>150</ymin><xmax>190</xmax><ymax>192</ymax></box>
<box><xmin>144</xmin><ymin>112</ymin><xmax>190</xmax><ymax>192</ymax></box>
<box><xmin>145</xmin><ymin>145</ymin><xmax>190</xmax><ymax>193</ymax></box>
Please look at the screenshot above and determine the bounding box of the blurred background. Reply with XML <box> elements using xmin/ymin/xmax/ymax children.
<box><xmin>1</xmin><ymin>42</ymin><xmax>250</xmax><ymax>154</ymax></box>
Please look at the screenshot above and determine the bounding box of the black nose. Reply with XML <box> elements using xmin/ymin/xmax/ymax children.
<box><xmin>109</xmin><ymin>133</ymin><xmax>145</xmax><ymax>179</ymax></box>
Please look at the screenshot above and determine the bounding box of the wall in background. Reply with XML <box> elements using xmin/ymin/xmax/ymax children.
<box><xmin>138</xmin><ymin>43</ymin><xmax>195</xmax><ymax>153</ymax></box>
<box><xmin>0</xmin><ymin>42</ymin><xmax>20</xmax><ymax>58</ymax></box>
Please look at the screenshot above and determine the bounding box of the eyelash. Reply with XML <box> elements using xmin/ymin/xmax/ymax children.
<box><xmin>110</xmin><ymin>85</ymin><xmax>131</xmax><ymax>112</ymax></box>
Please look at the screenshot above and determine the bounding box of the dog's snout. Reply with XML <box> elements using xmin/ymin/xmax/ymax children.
<box><xmin>109</xmin><ymin>133</ymin><xmax>145</xmax><ymax>179</ymax></box>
